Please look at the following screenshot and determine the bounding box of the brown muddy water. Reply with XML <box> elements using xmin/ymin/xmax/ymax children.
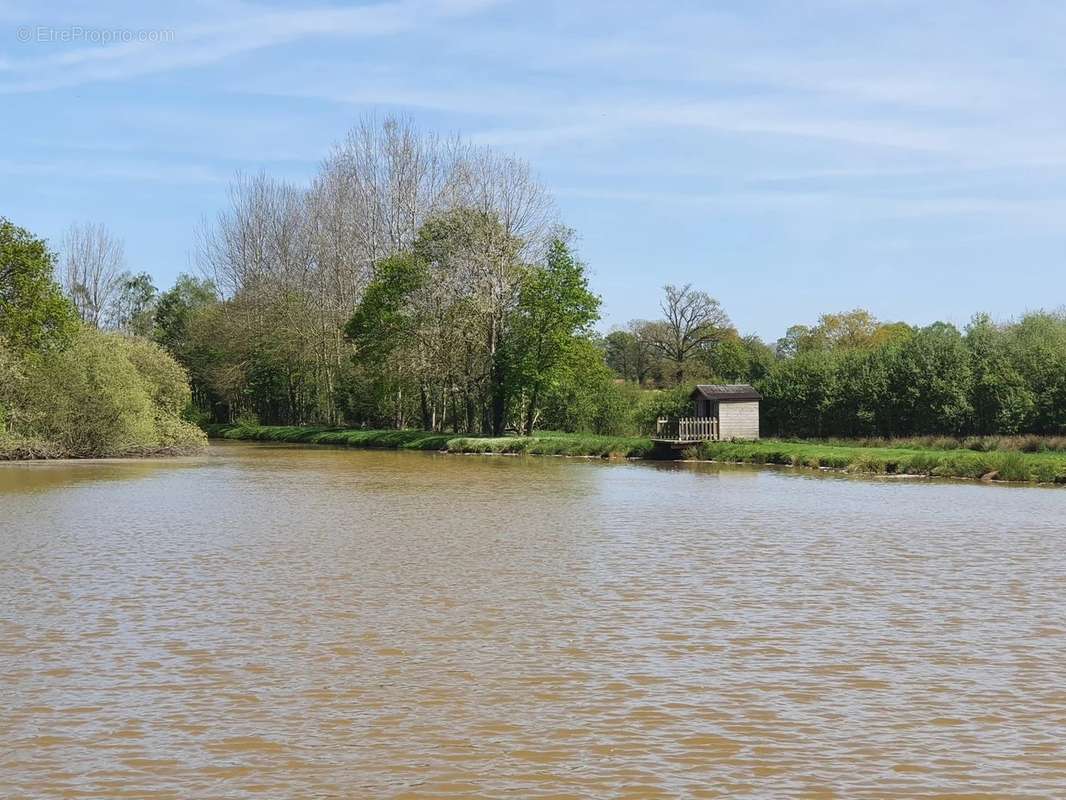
<box><xmin>1</xmin><ymin>441</ymin><xmax>1064</xmax><ymax>799</ymax></box>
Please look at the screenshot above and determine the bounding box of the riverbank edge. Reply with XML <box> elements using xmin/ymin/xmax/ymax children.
<box><xmin>0</xmin><ymin>434</ymin><xmax>207</xmax><ymax>462</ymax></box>
<box><xmin>204</xmin><ymin>424</ymin><xmax>1066</xmax><ymax>485</ymax></box>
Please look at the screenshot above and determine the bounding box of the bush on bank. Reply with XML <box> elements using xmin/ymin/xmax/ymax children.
<box><xmin>1</xmin><ymin>328</ymin><xmax>205</xmax><ymax>459</ymax></box>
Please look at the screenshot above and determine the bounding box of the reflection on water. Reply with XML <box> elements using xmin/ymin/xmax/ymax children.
<box><xmin>0</xmin><ymin>455</ymin><xmax>202</xmax><ymax>493</ymax></box>
<box><xmin>2</xmin><ymin>442</ymin><xmax>1064</xmax><ymax>798</ymax></box>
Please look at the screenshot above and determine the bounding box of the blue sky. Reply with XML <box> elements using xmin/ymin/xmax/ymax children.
<box><xmin>2</xmin><ymin>0</ymin><xmax>1065</xmax><ymax>340</ymax></box>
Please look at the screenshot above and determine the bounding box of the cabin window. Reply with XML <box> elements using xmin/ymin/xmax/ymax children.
<box><xmin>694</xmin><ymin>397</ymin><xmax>719</xmax><ymax>418</ymax></box>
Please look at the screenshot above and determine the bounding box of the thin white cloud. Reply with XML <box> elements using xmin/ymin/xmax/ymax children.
<box><xmin>8</xmin><ymin>0</ymin><xmax>1066</xmax><ymax>238</ymax></box>
<box><xmin>0</xmin><ymin>156</ymin><xmax>224</xmax><ymax>184</ymax></box>
<box><xmin>0</xmin><ymin>0</ymin><xmax>500</xmax><ymax>94</ymax></box>
<box><xmin>556</xmin><ymin>182</ymin><xmax>1066</xmax><ymax>230</ymax></box>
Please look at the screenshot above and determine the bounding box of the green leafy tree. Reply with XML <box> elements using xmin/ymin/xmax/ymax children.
<box><xmin>882</xmin><ymin>323</ymin><xmax>973</xmax><ymax>435</ymax></box>
<box><xmin>344</xmin><ymin>254</ymin><xmax>428</xmax><ymax>428</ymax></box>
<box><xmin>741</xmin><ymin>335</ymin><xmax>777</xmax><ymax>382</ymax></box>
<box><xmin>111</xmin><ymin>272</ymin><xmax>158</xmax><ymax>336</ymax></box>
<box><xmin>827</xmin><ymin>347</ymin><xmax>889</xmax><ymax>436</ymax></box>
<box><xmin>604</xmin><ymin>329</ymin><xmax>638</xmax><ymax>381</ymax></box>
<box><xmin>966</xmin><ymin>314</ymin><xmax>1034</xmax><ymax>434</ymax></box>
<box><xmin>1005</xmin><ymin>312</ymin><xmax>1066</xmax><ymax>433</ymax></box>
<box><xmin>706</xmin><ymin>334</ymin><xmax>752</xmax><ymax>381</ymax></box>
<box><xmin>604</xmin><ymin>321</ymin><xmax>661</xmax><ymax>385</ymax></box>
<box><xmin>776</xmin><ymin>310</ymin><xmax>904</xmax><ymax>357</ymax></box>
<box><xmin>154</xmin><ymin>274</ymin><xmax>217</xmax><ymax>351</ymax></box>
<box><xmin>345</xmin><ymin>254</ymin><xmax>426</xmax><ymax>365</ymax></box>
<box><xmin>505</xmin><ymin>240</ymin><xmax>601</xmax><ymax>432</ymax></box>
<box><xmin>539</xmin><ymin>337</ymin><xmax>634</xmax><ymax>435</ymax></box>
<box><xmin>759</xmin><ymin>350</ymin><xmax>838</xmax><ymax>437</ymax></box>
<box><xmin>415</xmin><ymin>208</ymin><xmax>524</xmax><ymax>435</ymax></box>
<box><xmin>813</xmin><ymin>309</ymin><xmax>881</xmax><ymax>350</ymax></box>
<box><xmin>0</xmin><ymin>218</ymin><xmax>78</xmax><ymax>352</ymax></box>
<box><xmin>0</xmin><ymin>336</ymin><xmax>24</xmax><ymax>435</ymax></box>
<box><xmin>152</xmin><ymin>274</ymin><xmax>219</xmax><ymax>416</ymax></box>
<box><xmin>775</xmin><ymin>324</ymin><xmax>814</xmax><ymax>358</ymax></box>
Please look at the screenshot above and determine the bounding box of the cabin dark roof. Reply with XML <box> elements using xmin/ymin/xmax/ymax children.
<box><xmin>690</xmin><ymin>384</ymin><xmax>762</xmax><ymax>401</ymax></box>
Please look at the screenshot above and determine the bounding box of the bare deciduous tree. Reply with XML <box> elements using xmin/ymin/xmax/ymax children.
<box><xmin>194</xmin><ymin>114</ymin><xmax>559</xmax><ymax>428</ymax></box>
<box><xmin>648</xmin><ymin>283</ymin><xmax>732</xmax><ymax>384</ymax></box>
<box><xmin>62</xmin><ymin>222</ymin><xmax>127</xmax><ymax>328</ymax></box>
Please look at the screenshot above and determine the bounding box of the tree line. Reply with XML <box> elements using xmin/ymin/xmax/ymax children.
<box><xmin>605</xmin><ymin>301</ymin><xmax>1066</xmax><ymax>438</ymax></box>
<box><xmin>25</xmin><ymin>117</ymin><xmax>618</xmax><ymax>437</ymax></box>
<box><xmin>183</xmin><ymin>117</ymin><xmax>619</xmax><ymax>435</ymax></box>
<box><xmin>760</xmin><ymin>310</ymin><xmax>1066</xmax><ymax>437</ymax></box>
<box><xmin>5</xmin><ymin>115</ymin><xmax>1066</xmax><ymax>444</ymax></box>
<box><xmin>0</xmin><ymin>219</ymin><xmax>203</xmax><ymax>458</ymax></box>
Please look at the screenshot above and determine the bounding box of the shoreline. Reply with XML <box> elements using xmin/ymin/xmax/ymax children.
<box><xmin>0</xmin><ymin>442</ymin><xmax>206</xmax><ymax>463</ymax></box>
<box><xmin>203</xmin><ymin>424</ymin><xmax>1066</xmax><ymax>486</ymax></box>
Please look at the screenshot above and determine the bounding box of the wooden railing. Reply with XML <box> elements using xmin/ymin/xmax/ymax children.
<box><xmin>654</xmin><ymin>416</ymin><xmax>719</xmax><ymax>441</ymax></box>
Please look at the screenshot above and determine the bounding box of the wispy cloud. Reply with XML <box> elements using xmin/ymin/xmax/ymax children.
<box><xmin>0</xmin><ymin>0</ymin><xmax>499</xmax><ymax>94</ymax></box>
<box><xmin>5</xmin><ymin>0</ymin><xmax>1066</xmax><ymax>336</ymax></box>
<box><xmin>0</xmin><ymin>155</ymin><xmax>225</xmax><ymax>184</ymax></box>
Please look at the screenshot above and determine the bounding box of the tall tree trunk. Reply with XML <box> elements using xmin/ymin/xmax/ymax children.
<box><xmin>465</xmin><ymin>391</ymin><xmax>475</xmax><ymax>434</ymax></box>
<box><xmin>491</xmin><ymin>357</ymin><xmax>506</xmax><ymax>436</ymax></box>
<box><xmin>419</xmin><ymin>384</ymin><xmax>431</xmax><ymax>431</ymax></box>
<box><xmin>525</xmin><ymin>384</ymin><xmax>540</xmax><ymax>434</ymax></box>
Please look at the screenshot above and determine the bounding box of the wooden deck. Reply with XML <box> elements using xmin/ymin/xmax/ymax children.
<box><xmin>653</xmin><ymin>416</ymin><xmax>719</xmax><ymax>443</ymax></box>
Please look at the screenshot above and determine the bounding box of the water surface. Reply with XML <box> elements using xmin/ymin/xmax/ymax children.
<box><xmin>2</xmin><ymin>442</ymin><xmax>1064</xmax><ymax>798</ymax></box>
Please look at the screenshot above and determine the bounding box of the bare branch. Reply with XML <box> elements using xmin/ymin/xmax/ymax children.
<box><xmin>61</xmin><ymin>222</ymin><xmax>127</xmax><ymax>328</ymax></box>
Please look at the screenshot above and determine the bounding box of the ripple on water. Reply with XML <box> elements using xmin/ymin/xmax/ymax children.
<box><xmin>1</xmin><ymin>443</ymin><xmax>1065</xmax><ymax>798</ymax></box>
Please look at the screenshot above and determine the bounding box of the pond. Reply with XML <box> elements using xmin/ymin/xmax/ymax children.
<box><xmin>2</xmin><ymin>442</ymin><xmax>1064</xmax><ymax>798</ymax></box>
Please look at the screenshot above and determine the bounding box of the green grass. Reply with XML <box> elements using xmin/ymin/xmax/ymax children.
<box><xmin>203</xmin><ymin>424</ymin><xmax>656</xmax><ymax>459</ymax></box>
<box><xmin>815</xmin><ymin>434</ymin><xmax>1066</xmax><ymax>453</ymax></box>
<box><xmin>692</xmin><ymin>439</ymin><xmax>1066</xmax><ymax>484</ymax></box>
<box><xmin>202</xmin><ymin>424</ymin><xmax>1066</xmax><ymax>484</ymax></box>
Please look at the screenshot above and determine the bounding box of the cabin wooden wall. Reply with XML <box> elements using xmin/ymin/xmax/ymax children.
<box><xmin>718</xmin><ymin>400</ymin><xmax>760</xmax><ymax>439</ymax></box>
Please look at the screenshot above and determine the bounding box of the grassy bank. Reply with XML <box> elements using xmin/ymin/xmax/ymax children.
<box><xmin>204</xmin><ymin>425</ymin><xmax>1066</xmax><ymax>484</ymax></box>
<box><xmin>693</xmin><ymin>440</ymin><xmax>1066</xmax><ymax>484</ymax></box>
<box><xmin>203</xmin><ymin>424</ymin><xmax>656</xmax><ymax>458</ymax></box>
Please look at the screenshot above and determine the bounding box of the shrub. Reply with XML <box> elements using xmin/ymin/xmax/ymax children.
<box><xmin>15</xmin><ymin>328</ymin><xmax>205</xmax><ymax>457</ymax></box>
<box><xmin>846</xmin><ymin>453</ymin><xmax>887</xmax><ymax>474</ymax></box>
<box><xmin>633</xmin><ymin>386</ymin><xmax>692</xmax><ymax>435</ymax></box>
<box><xmin>991</xmin><ymin>451</ymin><xmax>1030</xmax><ymax>482</ymax></box>
<box><xmin>234</xmin><ymin>411</ymin><xmax>260</xmax><ymax>428</ymax></box>
<box><xmin>20</xmin><ymin>328</ymin><xmax>157</xmax><ymax>456</ymax></box>
<box><xmin>0</xmin><ymin>337</ymin><xmax>22</xmax><ymax>434</ymax></box>
<box><xmin>1032</xmin><ymin>462</ymin><xmax>1063</xmax><ymax>484</ymax></box>
<box><xmin>818</xmin><ymin>453</ymin><xmax>850</xmax><ymax>469</ymax></box>
<box><xmin>902</xmin><ymin>452</ymin><xmax>940</xmax><ymax>475</ymax></box>
<box><xmin>1016</xmin><ymin>435</ymin><xmax>1047</xmax><ymax>453</ymax></box>
<box><xmin>118</xmin><ymin>336</ymin><xmax>192</xmax><ymax>416</ymax></box>
<box><xmin>0</xmin><ymin>433</ymin><xmax>63</xmax><ymax>460</ymax></box>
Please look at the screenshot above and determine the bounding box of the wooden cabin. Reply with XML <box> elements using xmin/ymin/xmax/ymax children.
<box><xmin>654</xmin><ymin>384</ymin><xmax>761</xmax><ymax>443</ymax></box>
